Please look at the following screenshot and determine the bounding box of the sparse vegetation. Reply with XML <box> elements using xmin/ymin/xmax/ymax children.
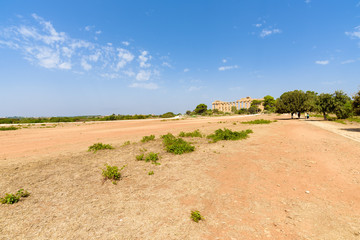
<box><xmin>122</xmin><ymin>141</ymin><xmax>131</xmax><ymax>146</ymax></box>
<box><xmin>207</xmin><ymin>128</ymin><xmax>253</xmax><ymax>142</ymax></box>
<box><xmin>0</xmin><ymin>126</ymin><xmax>18</xmax><ymax>131</ymax></box>
<box><xmin>148</xmin><ymin>171</ymin><xmax>154</xmax><ymax>175</ymax></box>
<box><xmin>136</xmin><ymin>153</ymin><xmax>144</xmax><ymax>161</ymax></box>
<box><xmin>178</xmin><ymin>129</ymin><xmax>203</xmax><ymax>138</ymax></box>
<box><xmin>101</xmin><ymin>164</ymin><xmax>126</xmax><ymax>182</ymax></box>
<box><xmin>145</xmin><ymin>152</ymin><xmax>160</xmax><ymax>164</ymax></box>
<box><xmin>241</xmin><ymin>119</ymin><xmax>272</xmax><ymax>124</ymax></box>
<box><xmin>141</xmin><ymin>135</ymin><xmax>155</xmax><ymax>143</ymax></box>
<box><xmin>88</xmin><ymin>143</ymin><xmax>114</xmax><ymax>153</ymax></box>
<box><xmin>190</xmin><ymin>210</ymin><xmax>203</xmax><ymax>223</ymax></box>
<box><xmin>162</xmin><ymin>133</ymin><xmax>195</xmax><ymax>154</ymax></box>
<box><xmin>1</xmin><ymin>189</ymin><xmax>30</xmax><ymax>204</ymax></box>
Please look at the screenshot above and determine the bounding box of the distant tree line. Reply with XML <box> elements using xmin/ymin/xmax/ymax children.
<box><xmin>188</xmin><ymin>89</ymin><xmax>360</xmax><ymax>120</ymax></box>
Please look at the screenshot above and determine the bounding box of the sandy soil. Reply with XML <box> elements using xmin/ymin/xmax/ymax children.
<box><xmin>1</xmin><ymin>114</ymin><xmax>359</xmax><ymax>239</ymax></box>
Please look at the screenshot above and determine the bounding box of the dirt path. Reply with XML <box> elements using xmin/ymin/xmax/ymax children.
<box><xmin>1</xmin><ymin>115</ymin><xmax>359</xmax><ymax>239</ymax></box>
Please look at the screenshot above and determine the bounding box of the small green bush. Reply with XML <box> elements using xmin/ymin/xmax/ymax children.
<box><xmin>241</xmin><ymin>119</ymin><xmax>272</xmax><ymax>124</ymax></box>
<box><xmin>162</xmin><ymin>133</ymin><xmax>195</xmax><ymax>154</ymax></box>
<box><xmin>145</xmin><ymin>152</ymin><xmax>160</xmax><ymax>164</ymax></box>
<box><xmin>141</xmin><ymin>135</ymin><xmax>155</xmax><ymax>143</ymax></box>
<box><xmin>136</xmin><ymin>153</ymin><xmax>144</xmax><ymax>161</ymax></box>
<box><xmin>101</xmin><ymin>164</ymin><xmax>126</xmax><ymax>181</ymax></box>
<box><xmin>88</xmin><ymin>143</ymin><xmax>114</xmax><ymax>153</ymax></box>
<box><xmin>148</xmin><ymin>171</ymin><xmax>154</xmax><ymax>175</ymax></box>
<box><xmin>1</xmin><ymin>189</ymin><xmax>30</xmax><ymax>204</ymax></box>
<box><xmin>122</xmin><ymin>141</ymin><xmax>131</xmax><ymax>146</ymax></box>
<box><xmin>190</xmin><ymin>210</ymin><xmax>203</xmax><ymax>223</ymax></box>
<box><xmin>178</xmin><ymin>129</ymin><xmax>203</xmax><ymax>138</ymax></box>
<box><xmin>0</xmin><ymin>126</ymin><xmax>18</xmax><ymax>131</ymax></box>
<box><xmin>207</xmin><ymin>128</ymin><xmax>253</xmax><ymax>142</ymax></box>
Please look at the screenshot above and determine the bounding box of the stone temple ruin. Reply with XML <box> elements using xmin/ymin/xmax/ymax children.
<box><xmin>212</xmin><ymin>97</ymin><xmax>264</xmax><ymax>113</ymax></box>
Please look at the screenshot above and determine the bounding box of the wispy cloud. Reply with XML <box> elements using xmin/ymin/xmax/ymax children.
<box><xmin>222</xmin><ymin>59</ymin><xmax>227</xmax><ymax>63</ymax></box>
<box><xmin>345</xmin><ymin>26</ymin><xmax>360</xmax><ymax>39</ymax></box>
<box><xmin>129</xmin><ymin>82</ymin><xmax>159</xmax><ymax>90</ymax></box>
<box><xmin>341</xmin><ymin>59</ymin><xmax>355</xmax><ymax>64</ymax></box>
<box><xmin>188</xmin><ymin>86</ymin><xmax>202</xmax><ymax>91</ymax></box>
<box><xmin>305</xmin><ymin>0</ymin><xmax>311</xmax><ymax>4</ymax></box>
<box><xmin>0</xmin><ymin>14</ymin><xmax>165</xmax><ymax>89</ymax></box>
<box><xmin>218</xmin><ymin>65</ymin><xmax>238</xmax><ymax>71</ymax></box>
<box><xmin>183</xmin><ymin>68</ymin><xmax>190</xmax><ymax>72</ymax></box>
<box><xmin>315</xmin><ymin>60</ymin><xmax>329</xmax><ymax>65</ymax></box>
<box><xmin>321</xmin><ymin>80</ymin><xmax>342</xmax><ymax>85</ymax></box>
<box><xmin>260</xmin><ymin>28</ymin><xmax>281</xmax><ymax>38</ymax></box>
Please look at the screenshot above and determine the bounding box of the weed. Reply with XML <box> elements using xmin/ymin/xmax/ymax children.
<box><xmin>145</xmin><ymin>152</ymin><xmax>160</xmax><ymax>165</ymax></box>
<box><xmin>241</xmin><ymin>119</ymin><xmax>272</xmax><ymax>124</ymax></box>
<box><xmin>233</xmin><ymin>122</ymin><xmax>237</xmax><ymax>125</ymax></box>
<box><xmin>335</xmin><ymin>120</ymin><xmax>346</xmax><ymax>124</ymax></box>
<box><xmin>0</xmin><ymin>126</ymin><xmax>18</xmax><ymax>131</ymax></box>
<box><xmin>190</xmin><ymin>210</ymin><xmax>203</xmax><ymax>223</ymax></box>
<box><xmin>178</xmin><ymin>129</ymin><xmax>203</xmax><ymax>138</ymax></box>
<box><xmin>139</xmin><ymin>148</ymin><xmax>147</xmax><ymax>152</ymax></box>
<box><xmin>1</xmin><ymin>189</ymin><xmax>30</xmax><ymax>204</ymax></box>
<box><xmin>348</xmin><ymin>117</ymin><xmax>360</xmax><ymax>123</ymax></box>
<box><xmin>141</xmin><ymin>135</ymin><xmax>155</xmax><ymax>143</ymax></box>
<box><xmin>88</xmin><ymin>143</ymin><xmax>114</xmax><ymax>153</ymax></box>
<box><xmin>136</xmin><ymin>153</ymin><xmax>144</xmax><ymax>161</ymax></box>
<box><xmin>101</xmin><ymin>164</ymin><xmax>126</xmax><ymax>181</ymax></box>
<box><xmin>207</xmin><ymin>128</ymin><xmax>253</xmax><ymax>142</ymax></box>
<box><xmin>162</xmin><ymin>133</ymin><xmax>195</xmax><ymax>154</ymax></box>
<box><xmin>148</xmin><ymin>171</ymin><xmax>154</xmax><ymax>175</ymax></box>
<box><xmin>122</xmin><ymin>141</ymin><xmax>131</xmax><ymax>146</ymax></box>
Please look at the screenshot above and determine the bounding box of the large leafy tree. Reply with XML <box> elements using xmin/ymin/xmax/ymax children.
<box><xmin>263</xmin><ymin>95</ymin><xmax>276</xmax><ymax>112</ymax></box>
<box><xmin>352</xmin><ymin>90</ymin><xmax>360</xmax><ymax>116</ymax></box>
<box><xmin>333</xmin><ymin>90</ymin><xmax>352</xmax><ymax>119</ymax></box>
<box><xmin>194</xmin><ymin>104</ymin><xmax>207</xmax><ymax>114</ymax></box>
<box><xmin>275</xmin><ymin>90</ymin><xmax>307</xmax><ymax>117</ymax></box>
<box><xmin>304</xmin><ymin>91</ymin><xmax>318</xmax><ymax>112</ymax></box>
<box><xmin>316</xmin><ymin>93</ymin><xmax>335</xmax><ymax>120</ymax></box>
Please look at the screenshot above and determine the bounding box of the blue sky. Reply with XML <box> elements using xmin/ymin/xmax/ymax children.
<box><xmin>1</xmin><ymin>0</ymin><xmax>360</xmax><ymax>117</ymax></box>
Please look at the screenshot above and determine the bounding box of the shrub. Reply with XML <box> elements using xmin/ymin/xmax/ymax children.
<box><xmin>207</xmin><ymin>128</ymin><xmax>253</xmax><ymax>142</ymax></box>
<box><xmin>144</xmin><ymin>152</ymin><xmax>160</xmax><ymax>164</ymax></box>
<box><xmin>0</xmin><ymin>126</ymin><xmax>18</xmax><ymax>131</ymax></box>
<box><xmin>160</xmin><ymin>112</ymin><xmax>175</xmax><ymax>118</ymax></box>
<box><xmin>122</xmin><ymin>141</ymin><xmax>131</xmax><ymax>146</ymax></box>
<box><xmin>178</xmin><ymin>129</ymin><xmax>203</xmax><ymax>138</ymax></box>
<box><xmin>101</xmin><ymin>164</ymin><xmax>126</xmax><ymax>182</ymax></box>
<box><xmin>88</xmin><ymin>143</ymin><xmax>114</xmax><ymax>153</ymax></box>
<box><xmin>141</xmin><ymin>135</ymin><xmax>155</xmax><ymax>143</ymax></box>
<box><xmin>1</xmin><ymin>189</ymin><xmax>30</xmax><ymax>204</ymax></box>
<box><xmin>190</xmin><ymin>210</ymin><xmax>203</xmax><ymax>223</ymax></box>
<box><xmin>162</xmin><ymin>133</ymin><xmax>195</xmax><ymax>154</ymax></box>
<box><xmin>148</xmin><ymin>171</ymin><xmax>154</xmax><ymax>175</ymax></box>
<box><xmin>241</xmin><ymin>119</ymin><xmax>272</xmax><ymax>124</ymax></box>
<box><xmin>136</xmin><ymin>153</ymin><xmax>144</xmax><ymax>161</ymax></box>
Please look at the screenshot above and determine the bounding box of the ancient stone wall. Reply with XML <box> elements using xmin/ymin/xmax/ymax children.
<box><xmin>212</xmin><ymin>97</ymin><xmax>264</xmax><ymax>113</ymax></box>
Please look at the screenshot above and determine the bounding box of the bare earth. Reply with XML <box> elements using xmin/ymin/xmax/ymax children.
<box><xmin>1</xmin><ymin>114</ymin><xmax>359</xmax><ymax>239</ymax></box>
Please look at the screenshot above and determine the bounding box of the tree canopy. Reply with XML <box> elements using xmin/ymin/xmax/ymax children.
<box><xmin>194</xmin><ymin>104</ymin><xmax>207</xmax><ymax>114</ymax></box>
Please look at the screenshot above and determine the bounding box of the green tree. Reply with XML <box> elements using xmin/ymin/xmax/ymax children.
<box><xmin>333</xmin><ymin>90</ymin><xmax>352</xmax><ymax>119</ymax></box>
<box><xmin>194</xmin><ymin>104</ymin><xmax>207</xmax><ymax>114</ymax></box>
<box><xmin>304</xmin><ymin>91</ymin><xmax>318</xmax><ymax>112</ymax></box>
<box><xmin>316</xmin><ymin>93</ymin><xmax>335</xmax><ymax>120</ymax></box>
<box><xmin>353</xmin><ymin>90</ymin><xmax>360</xmax><ymax>115</ymax></box>
<box><xmin>231</xmin><ymin>106</ymin><xmax>237</xmax><ymax>113</ymax></box>
<box><xmin>275</xmin><ymin>90</ymin><xmax>307</xmax><ymax>117</ymax></box>
<box><xmin>263</xmin><ymin>95</ymin><xmax>276</xmax><ymax>112</ymax></box>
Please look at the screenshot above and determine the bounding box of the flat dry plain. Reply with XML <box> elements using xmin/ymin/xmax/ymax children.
<box><xmin>1</xmin><ymin>114</ymin><xmax>360</xmax><ymax>239</ymax></box>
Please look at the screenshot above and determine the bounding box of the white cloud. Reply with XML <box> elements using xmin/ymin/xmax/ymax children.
<box><xmin>162</xmin><ymin>61</ymin><xmax>172</xmax><ymax>67</ymax></box>
<box><xmin>305</xmin><ymin>0</ymin><xmax>311</xmax><ymax>3</ymax></box>
<box><xmin>345</xmin><ymin>26</ymin><xmax>360</xmax><ymax>39</ymax></box>
<box><xmin>84</xmin><ymin>26</ymin><xmax>92</xmax><ymax>31</ymax></box>
<box><xmin>188</xmin><ymin>86</ymin><xmax>202</xmax><ymax>91</ymax></box>
<box><xmin>136</xmin><ymin>70</ymin><xmax>151</xmax><ymax>81</ymax></box>
<box><xmin>59</xmin><ymin>62</ymin><xmax>71</xmax><ymax>70</ymax></box>
<box><xmin>255</xmin><ymin>23</ymin><xmax>262</xmax><ymax>28</ymax></box>
<box><xmin>129</xmin><ymin>82</ymin><xmax>158</xmax><ymax>90</ymax></box>
<box><xmin>315</xmin><ymin>60</ymin><xmax>329</xmax><ymax>65</ymax></box>
<box><xmin>81</xmin><ymin>59</ymin><xmax>92</xmax><ymax>70</ymax></box>
<box><xmin>123</xmin><ymin>70</ymin><xmax>135</xmax><ymax>77</ymax></box>
<box><xmin>183</xmin><ymin>68</ymin><xmax>190</xmax><ymax>72</ymax></box>
<box><xmin>138</xmin><ymin>50</ymin><xmax>151</xmax><ymax>68</ymax></box>
<box><xmin>341</xmin><ymin>59</ymin><xmax>355</xmax><ymax>64</ymax></box>
<box><xmin>222</xmin><ymin>59</ymin><xmax>227</xmax><ymax>63</ymax></box>
<box><xmin>218</xmin><ymin>65</ymin><xmax>238</xmax><ymax>71</ymax></box>
<box><xmin>260</xmin><ymin>28</ymin><xmax>281</xmax><ymax>38</ymax></box>
<box><xmin>116</xmin><ymin>48</ymin><xmax>134</xmax><ymax>69</ymax></box>
<box><xmin>100</xmin><ymin>73</ymin><xmax>120</xmax><ymax>79</ymax></box>
<box><xmin>122</xmin><ymin>41</ymin><xmax>130</xmax><ymax>46</ymax></box>
<box><xmin>95</xmin><ymin>30</ymin><xmax>101</xmax><ymax>35</ymax></box>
